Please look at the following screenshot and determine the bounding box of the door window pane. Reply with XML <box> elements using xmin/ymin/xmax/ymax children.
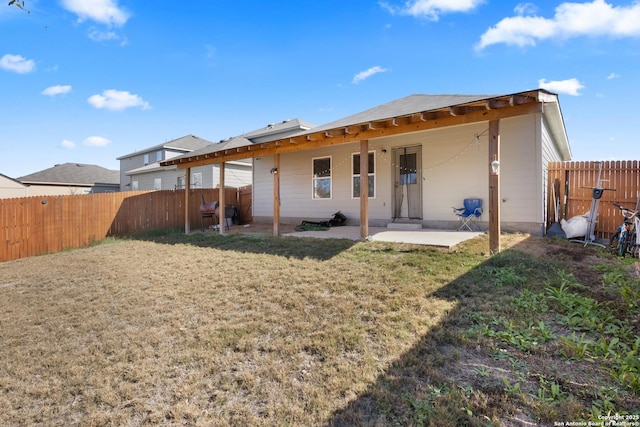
<box><xmin>399</xmin><ymin>153</ymin><xmax>417</xmax><ymax>185</ymax></box>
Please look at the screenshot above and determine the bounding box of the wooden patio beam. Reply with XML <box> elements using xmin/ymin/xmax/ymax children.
<box><xmin>273</xmin><ymin>154</ymin><xmax>280</xmax><ymax>236</ymax></box>
<box><xmin>184</xmin><ymin>167</ymin><xmax>191</xmax><ymax>234</ymax></box>
<box><xmin>169</xmin><ymin>101</ymin><xmax>542</xmax><ymax>169</ymax></box>
<box><xmin>488</xmin><ymin>120</ymin><xmax>501</xmax><ymax>254</ymax></box>
<box><xmin>219</xmin><ymin>162</ymin><xmax>226</xmax><ymax>235</ymax></box>
<box><xmin>360</xmin><ymin>140</ymin><xmax>369</xmax><ymax>239</ymax></box>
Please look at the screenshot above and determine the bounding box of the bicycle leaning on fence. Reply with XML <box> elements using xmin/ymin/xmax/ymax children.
<box><xmin>608</xmin><ymin>203</ymin><xmax>640</xmax><ymax>258</ymax></box>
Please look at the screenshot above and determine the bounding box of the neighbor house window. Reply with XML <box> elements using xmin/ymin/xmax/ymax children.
<box><xmin>191</xmin><ymin>172</ymin><xmax>203</xmax><ymax>188</ymax></box>
<box><xmin>156</xmin><ymin>151</ymin><xmax>163</xmax><ymax>162</ymax></box>
<box><xmin>154</xmin><ymin>178</ymin><xmax>162</xmax><ymax>191</ymax></box>
<box><xmin>176</xmin><ymin>176</ymin><xmax>185</xmax><ymax>190</ymax></box>
<box><xmin>132</xmin><ymin>180</ymin><xmax>139</xmax><ymax>191</ymax></box>
<box><xmin>352</xmin><ymin>151</ymin><xmax>375</xmax><ymax>198</ymax></box>
<box><xmin>312</xmin><ymin>156</ymin><xmax>331</xmax><ymax>199</ymax></box>
<box><xmin>143</xmin><ymin>154</ymin><xmax>150</xmax><ymax>165</ymax></box>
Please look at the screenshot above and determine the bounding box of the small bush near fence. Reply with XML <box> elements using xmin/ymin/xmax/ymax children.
<box><xmin>0</xmin><ymin>187</ymin><xmax>251</xmax><ymax>263</ymax></box>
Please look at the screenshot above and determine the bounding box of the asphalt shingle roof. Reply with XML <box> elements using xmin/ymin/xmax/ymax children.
<box><xmin>18</xmin><ymin>163</ymin><xmax>120</xmax><ymax>185</ymax></box>
<box><xmin>308</xmin><ymin>94</ymin><xmax>496</xmax><ymax>133</ymax></box>
<box><xmin>117</xmin><ymin>134</ymin><xmax>214</xmax><ymax>159</ymax></box>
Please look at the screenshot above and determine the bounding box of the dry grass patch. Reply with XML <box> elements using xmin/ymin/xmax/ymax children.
<box><xmin>1</xmin><ymin>230</ymin><xmax>638</xmax><ymax>426</ymax></box>
<box><xmin>1</xmin><ymin>233</ymin><xmax>472</xmax><ymax>425</ymax></box>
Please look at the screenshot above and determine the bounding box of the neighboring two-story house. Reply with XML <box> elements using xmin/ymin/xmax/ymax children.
<box><xmin>118</xmin><ymin>121</ymin><xmax>316</xmax><ymax>192</ymax></box>
<box><xmin>117</xmin><ymin>134</ymin><xmax>248</xmax><ymax>192</ymax></box>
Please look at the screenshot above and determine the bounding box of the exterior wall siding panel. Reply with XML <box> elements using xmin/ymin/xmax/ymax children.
<box><xmin>254</xmin><ymin>116</ymin><xmax>547</xmax><ymax>234</ymax></box>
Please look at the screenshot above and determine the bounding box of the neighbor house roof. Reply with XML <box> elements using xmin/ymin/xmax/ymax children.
<box><xmin>18</xmin><ymin>163</ymin><xmax>120</xmax><ymax>186</ymax></box>
<box><xmin>0</xmin><ymin>173</ymin><xmax>28</xmax><ymax>188</ymax></box>
<box><xmin>161</xmin><ymin>89</ymin><xmax>571</xmax><ymax>168</ymax></box>
<box><xmin>238</xmin><ymin>118</ymin><xmax>316</xmax><ymax>140</ymax></box>
<box><xmin>117</xmin><ymin>134</ymin><xmax>214</xmax><ymax>160</ymax></box>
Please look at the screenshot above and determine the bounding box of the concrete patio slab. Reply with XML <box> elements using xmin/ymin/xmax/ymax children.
<box><xmin>282</xmin><ymin>226</ymin><xmax>484</xmax><ymax>248</ymax></box>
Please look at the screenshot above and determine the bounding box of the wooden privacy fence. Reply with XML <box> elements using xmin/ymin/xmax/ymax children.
<box><xmin>1</xmin><ymin>186</ymin><xmax>251</xmax><ymax>263</ymax></box>
<box><xmin>547</xmin><ymin>161</ymin><xmax>640</xmax><ymax>240</ymax></box>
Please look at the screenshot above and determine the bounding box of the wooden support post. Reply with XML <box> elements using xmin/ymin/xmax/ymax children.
<box><xmin>273</xmin><ymin>154</ymin><xmax>280</xmax><ymax>236</ymax></box>
<box><xmin>219</xmin><ymin>162</ymin><xmax>226</xmax><ymax>235</ymax></box>
<box><xmin>360</xmin><ymin>140</ymin><xmax>369</xmax><ymax>239</ymax></box>
<box><xmin>489</xmin><ymin>120</ymin><xmax>501</xmax><ymax>254</ymax></box>
<box><xmin>184</xmin><ymin>167</ymin><xmax>191</xmax><ymax>234</ymax></box>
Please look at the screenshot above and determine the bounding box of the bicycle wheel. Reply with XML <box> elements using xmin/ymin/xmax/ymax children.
<box><xmin>628</xmin><ymin>231</ymin><xmax>638</xmax><ymax>258</ymax></box>
<box><xmin>609</xmin><ymin>231</ymin><xmax>621</xmax><ymax>255</ymax></box>
<box><xmin>621</xmin><ymin>240</ymin><xmax>630</xmax><ymax>257</ymax></box>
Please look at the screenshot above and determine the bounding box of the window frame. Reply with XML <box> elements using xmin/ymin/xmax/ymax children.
<box><xmin>176</xmin><ymin>175</ymin><xmax>185</xmax><ymax>190</ymax></box>
<box><xmin>311</xmin><ymin>156</ymin><xmax>332</xmax><ymax>200</ymax></box>
<box><xmin>191</xmin><ymin>172</ymin><xmax>203</xmax><ymax>189</ymax></box>
<box><xmin>351</xmin><ymin>150</ymin><xmax>376</xmax><ymax>199</ymax></box>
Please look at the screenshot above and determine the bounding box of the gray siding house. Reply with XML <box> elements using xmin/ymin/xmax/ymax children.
<box><xmin>118</xmin><ymin>123</ymin><xmax>315</xmax><ymax>193</ymax></box>
<box><xmin>117</xmin><ymin>135</ymin><xmax>230</xmax><ymax>192</ymax></box>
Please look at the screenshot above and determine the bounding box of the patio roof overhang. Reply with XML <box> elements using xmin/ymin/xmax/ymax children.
<box><xmin>161</xmin><ymin>89</ymin><xmax>565</xmax><ymax>169</ymax></box>
<box><xmin>163</xmin><ymin>89</ymin><xmax>569</xmax><ymax>254</ymax></box>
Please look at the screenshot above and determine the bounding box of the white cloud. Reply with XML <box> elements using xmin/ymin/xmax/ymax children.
<box><xmin>476</xmin><ymin>0</ymin><xmax>640</xmax><ymax>50</ymax></box>
<box><xmin>41</xmin><ymin>85</ymin><xmax>72</xmax><ymax>97</ymax></box>
<box><xmin>61</xmin><ymin>139</ymin><xmax>76</xmax><ymax>149</ymax></box>
<box><xmin>352</xmin><ymin>66</ymin><xmax>389</xmax><ymax>84</ymax></box>
<box><xmin>83</xmin><ymin>136</ymin><xmax>112</xmax><ymax>147</ymax></box>
<box><xmin>0</xmin><ymin>54</ymin><xmax>36</xmax><ymax>74</ymax></box>
<box><xmin>538</xmin><ymin>78</ymin><xmax>585</xmax><ymax>96</ymax></box>
<box><xmin>607</xmin><ymin>72</ymin><xmax>619</xmax><ymax>80</ymax></box>
<box><xmin>87</xmin><ymin>28</ymin><xmax>129</xmax><ymax>46</ymax></box>
<box><xmin>87</xmin><ymin>89</ymin><xmax>150</xmax><ymax>111</ymax></box>
<box><xmin>380</xmin><ymin>0</ymin><xmax>484</xmax><ymax>20</ymax></box>
<box><xmin>514</xmin><ymin>3</ymin><xmax>538</xmax><ymax>16</ymax></box>
<box><xmin>61</xmin><ymin>0</ymin><xmax>130</xmax><ymax>26</ymax></box>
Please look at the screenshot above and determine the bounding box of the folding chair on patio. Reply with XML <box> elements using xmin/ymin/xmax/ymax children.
<box><xmin>453</xmin><ymin>198</ymin><xmax>483</xmax><ymax>231</ymax></box>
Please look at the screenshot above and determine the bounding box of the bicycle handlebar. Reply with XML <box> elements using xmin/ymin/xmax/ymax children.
<box><xmin>612</xmin><ymin>203</ymin><xmax>639</xmax><ymax>218</ymax></box>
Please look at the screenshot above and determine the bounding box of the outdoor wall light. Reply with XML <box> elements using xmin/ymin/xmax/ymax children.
<box><xmin>270</xmin><ymin>167</ymin><xmax>278</xmax><ymax>174</ymax></box>
<box><xmin>491</xmin><ymin>159</ymin><xmax>500</xmax><ymax>175</ymax></box>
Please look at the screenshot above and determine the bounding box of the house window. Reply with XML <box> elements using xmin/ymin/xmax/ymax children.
<box><xmin>312</xmin><ymin>156</ymin><xmax>331</xmax><ymax>199</ymax></box>
<box><xmin>352</xmin><ymin>151</ymin><xmax>375</xmax><ymax>198</ymax></box>
<box><xmin>154</xmin><ymin>178</ymin><xmax>162</xmax><ymax>190</ymax></box>
<box><xmin>176</xmin><ymin>176</ymin><xmax>185</xmax><ymax>190</ymax></box>
<box><xmin>156</xmin><ymin>151</ymin><xmax>163</xmax><ymax>162</ymax></box>
<box><xmin>132</xmin><ymin>180</ymin><xmax>139</xmax><ymax>191</ymax></box>
<box><xmin>191</xmin><ymin>172</ymin><xmax>203</xmax><ymax>188</ymax></box>
<box><xmin>143</xmin><ymin>154</ymin><xmax>150</xmax><ymax>166</ymax></box>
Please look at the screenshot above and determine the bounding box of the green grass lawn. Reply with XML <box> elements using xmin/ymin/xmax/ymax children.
<box><xmin>0</xmin><ymin>230</ymin><xmax>638</xmax><ymax>426</ymax></box>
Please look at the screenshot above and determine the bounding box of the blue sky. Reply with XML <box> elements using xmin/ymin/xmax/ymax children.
<box><xmin>1</xmin><ymin>0</ymin><xmax>639</xmax><ymax>178</ymax></box>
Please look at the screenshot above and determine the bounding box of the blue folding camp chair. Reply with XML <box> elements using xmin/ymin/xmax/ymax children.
<box><xmin>453</xmin><ymin>198</ymin><xmax>483</xmax><ymax>231</ymax></box>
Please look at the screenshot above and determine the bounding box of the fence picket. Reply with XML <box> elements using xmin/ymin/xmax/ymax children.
<box><xmin>548</xmin><ymin>161</ymin><xmax>640</xmax><ymax>240</ymax></box>
<box><xmin>0</xmin><ymin>188</ymin><xmax>251</xmax><ymax>262</ymax></box>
